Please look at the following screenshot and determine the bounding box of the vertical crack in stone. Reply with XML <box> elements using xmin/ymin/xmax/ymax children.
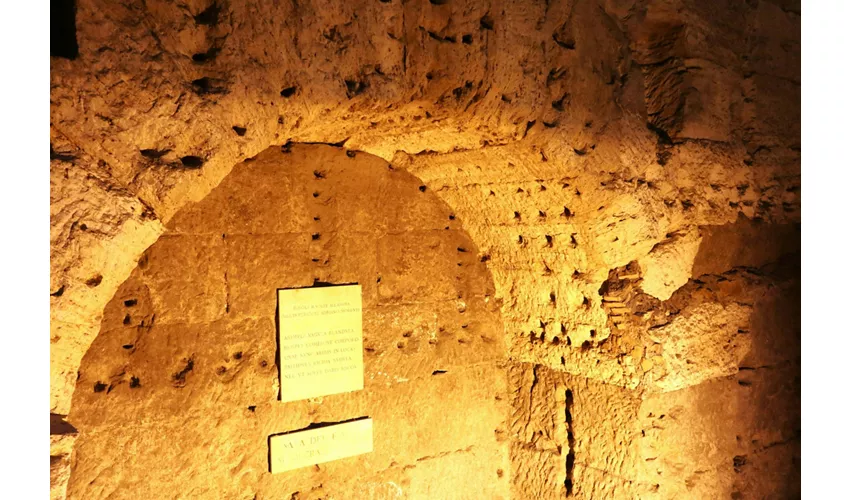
<box><xmin>223</xmin><ymin>232</ymin><xmax>231</xmax><ymax>314</ymax></box>
<box><xmin>224</xmin><ymin>270</ymin><xmax>231</xmax><ymax>314</ymax></box>
<box><xmin>528</xmin><ymin>364</ymin><xmax>540</xmax><ymax>439</ymax></box>
<box><xmin>564</xmin><ymin>389</ymin><xmax>575</xmax><ymax>496</ymax></box>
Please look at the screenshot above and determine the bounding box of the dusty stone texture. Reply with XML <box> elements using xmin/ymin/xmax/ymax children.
<box><xmin>68</xmin><ymin>146</ymin><xmax>509</xmax><ymax>499</ymax></box>
<box><xmin>501</xmin><ymin>229</ymin><xmax>799</xmax><ymax>497</ymax></box>
<box><xmin>646</xmin><ymin>301</ymin><xmax>752</xmax><ymax>392</ymax></box>
<box><xmin>50</xmin><ymin>413</ymin><xmax>78</xmax><ymax>500</ymax></box>
<box><xmin>50</xmin><ymin>434</ymin><xmax>76</xmax><ymax>500</ymax></box>
<box><xmin>638</xmin><ymin>229</ymin><xmax>702</xmax><ymax>301</ymax></box>
<box><xmin>507</xmin><ymin>257</ymin><xmax>800</xmax><ymax>499</ymax></box>
<box><xmin>51</xmin><ymin>0</ymin><xmax>801</xmax><ymax>423</ymax></box>
<box><xmin>50</xmin><ymin>129</ymin><xmax>163</xmax><ymax>414</ymax></box>
<box><xmin>51</xmin><ymin>0</ymin><xmax>800</xmax><ymax>498</ymax></box>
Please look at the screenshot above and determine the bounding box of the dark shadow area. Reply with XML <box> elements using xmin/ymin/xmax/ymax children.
<box><xmin>51</xmin><ymin>0</ymin><xmax>78</xmax><ymax>60</ymax></box>
<box><xmin>50</xmin><ymin>413</ymin><xmax>78</xmax><ymax>435</ymax></box>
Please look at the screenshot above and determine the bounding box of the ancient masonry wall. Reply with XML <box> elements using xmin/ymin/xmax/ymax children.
<box><xmin>51</xmin><ymin>0</ymin><xmax>800</xmax><ymax>498</ymax></box>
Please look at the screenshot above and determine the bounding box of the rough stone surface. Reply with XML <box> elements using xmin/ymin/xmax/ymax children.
<box><xmin>50</xmin><ymin>413</ymin><xmax>78</xmax><ymax>500</ymax></box>
<box><xmin>51</xmin><ymin>0</ymin><xmax>800</xmax><ymax>498</ymax></box>
<box><xmin>638</xmin><ymin>230</ymin><xmax>702</xmax><ymax>301</ymax></box>
<box><xmin>68</xmin><ymin>146</ymin><xmax>509</xmax><ymax>499</ymax></box>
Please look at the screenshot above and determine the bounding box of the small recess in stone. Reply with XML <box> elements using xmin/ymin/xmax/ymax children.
<box><xmin>553</xmin><ymin>33</ymin><xmax>576</xmax><ymax>50</ymax></box>
<box><xmin>191</xmin><ymin>77</ymin><xmax>227</xmax><ymax>95</ymax></box>
<box><xmin>344</xmin><ymin>79</ymin><xmax>368</xmax><ymax>98</ymax></box>
<box><xmin>480</xmin><ymin>14</ymin><xmax>494</xmax><ymax>30</ymax></box>
<box><xmin>179</xmin><ymin>156</ymin><xmax>205</xmax><ymax>169</ymax></box>
<box><xmin>192</xmin><ymin>47</ymin><xmax>220</xmax><ymax>63</ymax></box>
<box><xmin>140</xmin><ymin>149</ymin><xmax>169</xmax><ymax>159</ymax></box>
<box><xmin>194</xmin><ymin>3</ymin><xmax>221</xmax><ymax>25</ymax></box>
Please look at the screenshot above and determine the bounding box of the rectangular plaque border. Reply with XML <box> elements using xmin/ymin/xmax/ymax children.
<box><xmin>274</xmin><ymin>282</ymin><xmax>363</xmax><ymax>402</ymax></box>
<box><xmin>267</xmin><ymin>416</ymin><xmax>373</xmax><ymax>474</ymax></box>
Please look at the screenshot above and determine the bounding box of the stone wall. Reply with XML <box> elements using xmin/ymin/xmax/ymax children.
<box><xmin>68</xmin><ymin>146</ymin><xmax>509</xmax><ymax>499</ymax></box>
<box><xmin>50</xmin><ymin>0</ymin><xmax>800</xmax><ymax>498</ymax></box>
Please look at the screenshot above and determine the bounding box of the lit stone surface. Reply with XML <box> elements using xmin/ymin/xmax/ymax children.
<box><xmin>52</xmin><ymin>0</ymin><xmax>799</xmax><ymax>497</ymax></box>
<box><xmin>638</xmin><ymin>230</ymin><xmax>703</xmax><ymax>301</ymax></box>
<box><xmin>68</xmin><ymin>146</ymin><xmax>509</xmax><ymax>499</ymax></box>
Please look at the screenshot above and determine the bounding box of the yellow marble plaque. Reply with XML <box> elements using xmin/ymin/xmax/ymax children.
<box><xmin>277</xmin><ymin>284</ymin><xmax>363</xmax><ymax>402</ymax></box>
<box><xmin>269</xmin><ymin>418</ymin><xmax>373</xmax><ymax>473</ymax></box>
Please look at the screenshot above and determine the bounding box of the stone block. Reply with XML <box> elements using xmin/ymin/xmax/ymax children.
<box><xmin>377</xmin><ymin>230</ymin><xmax>468</xmax><ymax>304</ymax></box>
<box><xmin>224</xmin><ymin>233</ymin><xmax>313</xmax><ymax>318</ymax></box>
<box><xmin>139</xmin><ymin>235</ymin><xmax>228</xmax><ymax>324</ymax></box>
<box><xmin>70</xmin><ymin>317</ymin><xmax>279</xmax><ymax>428</ymax></box>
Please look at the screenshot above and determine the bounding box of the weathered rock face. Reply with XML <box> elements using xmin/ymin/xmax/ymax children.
<box><xmin>50</xmin><ymin>0</ymin><xmax>800</xmax><ymax>498</ymax></box>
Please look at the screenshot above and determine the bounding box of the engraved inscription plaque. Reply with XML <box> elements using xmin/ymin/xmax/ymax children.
<box><xmin>269</xmin><ymin>418</ymin><xmax>373</xmax><ymax>473</ymax></box>
<box><xmin>277</xmin><ymin>284</ymin><xmax>364</xmax><ymax>402</ymax></box>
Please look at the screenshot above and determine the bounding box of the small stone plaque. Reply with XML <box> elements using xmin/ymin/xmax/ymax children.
<box><xmin>269</xmin><ymin>418</ymin><xmax>373</xmax><ymax>473</ymax></box>
<box><xmin>277</xmin><ymin>284</ymin><xmax>363</xmax><ymax>402</ymax></box>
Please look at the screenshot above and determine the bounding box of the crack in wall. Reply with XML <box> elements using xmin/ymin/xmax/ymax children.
<box><xmin>565</xmin><ymin>388</ymin><xmax>575</xmax><ymax>496</ymax></box>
